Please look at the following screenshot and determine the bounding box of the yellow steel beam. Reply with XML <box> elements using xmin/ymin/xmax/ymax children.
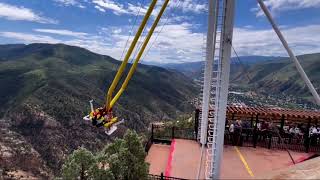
<box><xmin>110</xmin><ymin>0</ymin><xmax>170</xmax><ymax>108</ymax></box>
<box><xmin>106</xmin><ymin>0</ymin><xmax>158</xmax><ymax>110</ymax></box>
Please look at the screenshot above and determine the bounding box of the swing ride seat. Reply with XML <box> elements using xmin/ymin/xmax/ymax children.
<box><xmin>83</xmin><ymin>109</ymin><xmax>124</xmax><ymax>135</ymax></box>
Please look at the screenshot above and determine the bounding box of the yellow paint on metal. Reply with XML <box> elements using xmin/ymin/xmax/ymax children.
<box><xmin>110</xmin><ymin>0</ymin><xmax>170</xmax><ymax>108</ymax></box>
<box><xmin>234</xmin><ymin>146</ymin><xmax>254</xmax><ymax>177</ymax></box>
<box><xmin>104</xmin><ymin>117</ymin><xmax>118</xmax><ymax>128</ymax></box>
<box><xmin>106</xmin><ymin>0</ymin><xmax>158</xmax><ymax>110</ymax></box>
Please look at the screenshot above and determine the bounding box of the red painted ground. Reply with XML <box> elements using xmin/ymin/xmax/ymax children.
<box><xmin>145</xmin><ymin>139</ymin><xmax>314</xmax><ymax>179</ymax></box>
<box><xmin>165</xmin><ymin>139</ymin><xmax>176</xmax><ymax>177</ymax></box>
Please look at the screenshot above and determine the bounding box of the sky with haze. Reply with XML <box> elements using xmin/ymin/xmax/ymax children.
<box><xmin>0</xmin><ymin>0</ymin><xmax>320</xmax><ymax>63</ymax></box>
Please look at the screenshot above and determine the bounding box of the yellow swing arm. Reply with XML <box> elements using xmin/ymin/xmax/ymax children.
<box><xmin>107</xmin><ymin>0</ymin><xmax>170</xmax><ymax>110</ymax></box>
<box><xmin>106</xmin><ymin>0</ymin><xmax>158</xmax><ymax>111</ymax></box>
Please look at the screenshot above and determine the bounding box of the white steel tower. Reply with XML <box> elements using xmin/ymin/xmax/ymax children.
<box><xmin>198</xmin><ymin>0</ymin><xmax>235</xmax><ymax>179</ymax></box>
<box><xmin>198</xmin><ymin>0</ymin><xmax>319</xmax><ymax>179</ymax></box>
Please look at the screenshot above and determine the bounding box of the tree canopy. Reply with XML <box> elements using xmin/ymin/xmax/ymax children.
<box><xmin>61</xmin><ymin>130</ymin><xmax>149</xmax><ymax>180</ymax></box>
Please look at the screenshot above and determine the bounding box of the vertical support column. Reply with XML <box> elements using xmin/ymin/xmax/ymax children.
<box><xmin>305</xmin><ymin>117</ymin><xmax>311</xmax><ymax>153</ymax></box>
<box><xmin>253</xmin><ymin>114</ymin><xmax>259</xmax><ymax>148</ymax></box>
<box><xmin>279</xmin><ymin>115</ymin><xmax>285</xmax><ymax>144</ymax></box>
<box><xmin>280</xmin><ymin>115</ymin><xmax>285</xmax><ymax>130</ymax></box>
<box><xmin>268</xmin><ymin>133</ymin><xmax>272</xmax><ymax>149</ymax></box>
<box><xmin>197</xmin><ymin>0</ymin><xmax>218</xmax><ymax>177</ymax></box>
<box><xmin>151</xmin><ymin>124</ymin><xmax>154</xmax><ymax>142</ymax></box>
<box><xmin>212</xmin><ymin>0</ymin><xmax>235</xmax><ymax>178</ymax></box>
<box><xmin>195</xmin><ymin>109</ymin><xmax>200</xmax><ymax>138</ymax></box>
<box><xmin>200</xmin><ymin>0</ymin><xmax>218</xmax><ymax>145</ymax></box>
<box><xmin>251</xmin><ymin>115</ymin><xmax>254</xmax><ymax>128</ymax></box>
<box><xmin>250</xmin><ymin>115</ymin><xmax>254</xmax><ymax>142</ymax></box>
<box><xmin>172</xmin><ymin>126</ymin><xmax>175</xmax><ymax>139</ymax></box>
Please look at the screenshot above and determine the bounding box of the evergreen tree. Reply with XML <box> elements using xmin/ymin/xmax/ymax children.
<box><xmin>61</xmin><ymin>130</ymin><xmax>149</xmax><ymax>180</ymax></box>
<box><xmin>102</xmin><ymin>130</ymin><xmax>149</xmax><ymax>180</ymax></box>
<box><xmin>62</xmin><ymin>147</ymin><xmax>95</xmax><ymax>180</ymax></box>
<box><xmin>88</xmin><ymin>163</ymin><xmax>115</xmax><ymax>180</ymax></box>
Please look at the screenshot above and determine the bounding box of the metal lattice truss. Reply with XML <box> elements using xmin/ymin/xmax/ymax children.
<box><xmin>198</xmin><ymin>0</ymin><xmax>235</xmax><ymax>179</ymax></box>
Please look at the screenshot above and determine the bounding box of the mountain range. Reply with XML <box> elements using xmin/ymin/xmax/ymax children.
<box><xmin>0</xmin><ymin>43</ymin><xmax>319</xmax><ymax>178</ymax></box>
<box><xmin>162</xmin><ymin>56</ymin><xmax>283</xmax><ymax>80</ymax></box>
<box><xmin>232</xmin><ymin>53</ymin><xmax>320</xmax><ymax>102</ymax></box>
<box><xmin>164</xmin><ymin>54</ymin><xmax>320</xmax><ymax>104</ymax></box>
<box><xmin>0</xmin><ymin>43</ymin><xmax>197</xmax><ymax>178</ymax></box>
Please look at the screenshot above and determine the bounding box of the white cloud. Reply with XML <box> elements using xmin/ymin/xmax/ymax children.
<box><xmin>54</xmin><ymin>0</ymin><xmax>77</xmax><ymax>6</ymax></box>
<box><xmin>172</xmin><ymin>0</ymin><xmax>206</xmax><ymax>14</ymax></box>
<box><xmin>144</xmin><ymin>22</ymin><xmax>204</xmax><ymax>63</ymax></box>
<box><xmin>54</xmin><ymin>0</ymin><xmax>86</xmax><ymax>8</ymax></box>
<box><xmin>100</xmin><ymin>23</ymin><xmax>320</xmax><ymax>62</ymax></box>
<box><xmin>0</xmin><ymin>31</ymin><xmax>112</xmax><ymax>55</ymax></box>
<box><xmin>0</xmin><ymin>3</ymin><xmax>58</xmax><ymax>24</ymax></box>
<box><xmin>111</xmin><ymin>28</ymin><xmax>122</xmax><ymax>34</ymax></box>
<box><xmin>233</xmin><ymin>25</ymin><xmax>320</xmax><ymax>56</ymax></box>
<box><xmin>104</xmin><ymin>22</ymin><xmax>205</xmax><ymax>63</ymax></box>
<box><xmin>2</xmin><ymin>23</ymin><xmax>320</xmax><ymax>64</ymax></box>
<box><xmin>0</xmin><ymin>22</ymin><xmax>204</xmax><ymax>63</ymax></box>
<box><xmin>127</xmin><ymin>3</ymin><xmax>149</xmax><ymax>15</ymax></box>
<box><xmin>253</xmin><ymin>0</ymin><xmax>320</xmax><ymax>16</ymax></box>
<box><xmin>95</xmin><ymin>5</ymin><xmax>106</xmax><ymax>12</ymax></box>
<box><xmin>34</xmin><ymin>29</ymin><xmax>88</xmax><ymax>37</ymax></box>
<box><xmin>92</xmin><ymin>0</ymin><xmax>206</xmax><ymax>16</ymax></box>
<box><xmin>92</xmin><ymin>0</ymin><xmax>128</xmax><ymax>15</ymax></box>
<box><xmin>0</xmin><ymin>32</ymin><xmax>61</xmax><ymax>44</ymax></box>
<box><xmin>95</xmin><ymin>24</ymin><xmax>203</xmax><ymax>63</ymax></box>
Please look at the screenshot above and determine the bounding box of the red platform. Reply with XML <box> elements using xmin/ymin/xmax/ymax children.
<box><xmin>146</xmin><ymin>139</ymin><xmax>314</xmax><ymax>179</ymax></box>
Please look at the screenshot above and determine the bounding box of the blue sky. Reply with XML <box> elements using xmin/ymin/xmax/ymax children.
<box><xmin>0</xmin><ymin>0</ymin><xmax>320</xmax><ymax>63</ymax></box>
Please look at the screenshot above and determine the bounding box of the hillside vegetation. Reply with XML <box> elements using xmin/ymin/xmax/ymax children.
<box><xmin>165</xmin><ymin>53</ymin><xmax>320</xmax><ymax>105</ymax></box>
<box><xmin>163</xmin><ymin>56</ymin><xmax>282</xmax><ymax>80</ymax></box>
<box><xmin>232</xmin><ymin>53</ymin><xmax>320</xmax><ymax>103</ymax></box>
<box><xmin>0</xmin><ymin>43</ymin><xmax>197</xmax><ymax>178</ymax></box>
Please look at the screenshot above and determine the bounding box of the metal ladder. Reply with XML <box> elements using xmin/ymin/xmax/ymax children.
<box><xmin>205</xmin><ymin>0</ymin><xmax>226</xmax><ymax>178</ymax></box>
<box><xmin>197</xmin><ymin>9</ymin><xmax>209</xmax><ymax>141</ymax></box>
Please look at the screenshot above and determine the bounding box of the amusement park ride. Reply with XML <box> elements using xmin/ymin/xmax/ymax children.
<box><xmin>83</xmin><ymin>0</ymin><xmax>169</xmax><ymax>135</ymax></box>
<box><xmin>83</xmin><ymin>0</ymin><xmax>320</xmax><ymax>179</ymax></box>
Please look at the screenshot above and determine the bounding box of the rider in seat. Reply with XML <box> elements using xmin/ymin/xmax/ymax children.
<box><xmin>90</xmin><ymin>107</ymin><xmax>110</xmax><ymax>127</ymax></box>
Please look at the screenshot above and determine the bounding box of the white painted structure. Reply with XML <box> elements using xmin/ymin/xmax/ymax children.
<box><xmin>198</xmin><ymin>0</ymin><xmax>235</xmax><ymax>179</ymax></box>
<box><xmin>198</xmin><ymin>0</ymin><xmax>319</xmax><ymax>179</ymax></box>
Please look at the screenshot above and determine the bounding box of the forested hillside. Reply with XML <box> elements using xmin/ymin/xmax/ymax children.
<box><xmin>0</xmin><ymin>43</ymin><xmax>197</xmax><ymax>178</ymax></box>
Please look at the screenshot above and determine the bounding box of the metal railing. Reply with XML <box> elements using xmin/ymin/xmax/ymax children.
<box><xmin>148</xmin><ymin>173</ymin><xmax>187</xmax><ymax>180</ymax></box>
<box><xmin>224</xmin><ymin>128</ymin><xmax>320</xmax><ymax>153</ymax></box>
<box><xmin>148</xmin><ymin>124</ymin><xmax>320</xmax><ymax>154</ymax></box>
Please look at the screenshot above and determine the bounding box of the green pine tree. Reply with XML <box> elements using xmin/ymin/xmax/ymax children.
<box><xmin>101</xmin><ymin>130</ymin><xmax>149</xmax><ymax>180</ymax></box>
<box><xmin>62</xmin><ymin>147</ymin><xmax>95</xmax><ymax>180</ymax></box>
<box><xmin>61</xmin><ymin>130</ymin><xmax>149</xmax><ymax>180</ymax></box>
